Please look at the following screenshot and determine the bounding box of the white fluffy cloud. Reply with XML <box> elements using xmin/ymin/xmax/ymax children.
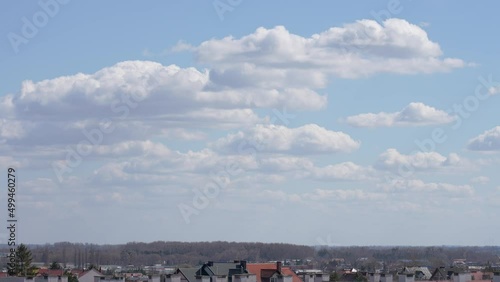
<box><xmin>0</xmin><ymin>119</ymin><xmax>27</xmax><ymax>140</ymax></box>
<box><xmin>1</xmin><ymin>19</ymin><xmax>465</xmax><ymax>149</ymax></box>
<box><xmin>381</xmin><ymin>178</ymin><xmax>474</xmax><ymax>196</ymax></box>
<box><xmin>198</xmin><ymin>86</ymin><xmax>327</xmax><ymax>111</ymax></box>
<box><xmin>2</xmin><ymin>15</ymin><xmax>491</xmax><ymax>245</ymax></box>
<box><xmin>311</xmin><ymin>162</ymin><xmax>374</xmax><ymax>181</ymax></box>
<box><xmin>90</xmin><ymin>142</ymin><xmax>258</xmax><ymax>185</ymax></box>
<box><xmin>14</xmin><ymin>62</ymin><xmax>207</xmax><ymax>116</ymax></box>
<box><xmin>0</xmin><ymin>155</ymin><xmax>22</xmax><ymax>168</ymax></box>
<box><xmin>346</xmin><ymin>102</ymin><xmax>456</xmax><ymax>127</ymax></box>
<box><xmin>83</xmin><ymin>139</ymin><xmax>370</xmax><ymax>186</ymax></box>
<box><xmin>376</xmin><ymin>148</ymin><xmax>461</xmax><ymax>171</ymax></box>
<box><xmin>257</xmin><ymin>156</ymin><xmax>373</xmax><ymax>182</ymax></box>
<box><xmin>467</xmin><ymin>126</ymin><xmax>500</xmax><ymax>151</ymax></box>
<box><xmin>0</xmin><ymin>60</ymin><xmax>330</xmax><ymax>146</ymax></box>
<box><xmin>193</xmin><ymin>19</ymin><xmax>465</xmax><ymax>81</ymax></box>
<box><xmin>211</xmin><ymin>124</ymin><xmax>360</xmax><ymax>155</ymax></box>
<box><xmin>258</xmin><ymin>156</ymin><xmax>314</xmax><ymax>172</ymax></box>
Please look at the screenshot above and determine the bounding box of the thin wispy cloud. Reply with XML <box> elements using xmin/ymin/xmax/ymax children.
<box><xmin>345</xmin><ymin>102</ymin><xmax>456</xmax><ymax>128</ymax></box>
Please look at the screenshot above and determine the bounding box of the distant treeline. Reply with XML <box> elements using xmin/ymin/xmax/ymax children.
<box><xmin>316</xmin><ymin>246</ymin><xmax>500</xmax><ymax>271</ymax></box>
<box><xmin>1</xmin><ymin>242</ymin><xmax>499</xmax><ymax>270</ymax></box>
<box><xmin>1</xmin><ymin>241</ymin><xmax>315</xmax><ymax>267</ymax></box>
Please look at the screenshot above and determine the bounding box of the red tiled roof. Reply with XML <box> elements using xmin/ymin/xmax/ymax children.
<box><xmin>79</xmin><ymin>268</ymin><xmax>105</xmax><ymax>278</ymax></box>
<box><xmin>247</xmin><ymin>263</ymin><xmax>302</xmax><ymax>282</ymax></box>
<box><xmin>37</xmin><ymin>269</ymin><xmax>65</xmax><ymax>276</ymax></box>
<box><xmin>261</xmin><ymin>270</ymin><xmax>277</xmax><ymax>279</ymax></box>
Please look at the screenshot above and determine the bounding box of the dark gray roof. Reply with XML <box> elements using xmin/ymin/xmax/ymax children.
<box><xmin>429</xmin><ymin>267</ymin><xmax>469</xmax><ymax>281</ymax></box>
<box><xmin>177</xmin><ymin>267</ymin><xmax>201</xmax><ymax>282</ymax></box>
<box><xmin>177</xmin><ymin>262</ymin><xmax>247</xmax><ymax>282</ymax></box>
<box><xmin>402</xmin><ymin>267</ymin><xmax>432</xmax><ymax>280</ymax></box>
<box><xmin>207</xmin><ymin>263</ymin><xmax>245</xmax><ymax>276</ymax></box>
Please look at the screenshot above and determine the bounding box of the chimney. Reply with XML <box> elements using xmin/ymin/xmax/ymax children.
<box><xmin>276</xmin><ymin>262</ymin><xmax>282</xmax><ymax>274</ymax></box>
<box><xmin>207</xmin><ymin>261</ymin><xmax>214</xmax><ymax>267</ymax></box>
<box><xmin>240</xmin><ymin>261</ymin><xmax>247</xmax><ymax>271</ymax></box>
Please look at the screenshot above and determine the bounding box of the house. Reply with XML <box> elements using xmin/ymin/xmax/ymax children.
<box><xmin>339</xmin><ymin>272</ymin><xmax>367</xmax><ymax>282</ymax></box>
<box><xmin>96</xmin><ymin>277</ymin><xmax>126</xmax><ymax>282</ymax></box>
<box><xmin>430</xmin><ymin>267</ymin><xmax>453</xmax><ymax>281</ymax></box>
<box><xmin>398</xmin><ymin>273</ymin><xmax>414</xmax><ymax>282</ymax></box>
<box><xmin>0</xmin><ymin>276</ymin><xmax>67</xmax><ymax>282</ymax></box>
<box><xmin>246</xmin><ymin>262</ymin><xmax>300</xmax><ymax>282</ymax></box>
<box><xmin>232</xmin><ymin>273</ymin><xmax>256</xmax><ymax>282</ymax></box>
<box><xmin>165</xmin><ymin>274</ymin><xmax>182</xmax><ymax>282</ymax></box>
<box><xmin>295</xmin><ymin>269</ymin><xmax>328</xmax><ymax>282</ymax></box>
<box><xmin>369</xmin><ymin>273</ymin><xmax>394</xmax><ymax>282</ymax></box>
<box><xmin>493</xmin><ymin>272</ymin><xmax>500</xmax><ymax>282</ymax></box>
<box><xmin>380</xmin><ymin>273</ymin><xmax>393</xmax><ymax>282</ymax></box>
<box><xmin>78</xmin><ymin>269</ymin><xmax>105</xmax><ymax>282</ymax></box>
<box><xmin>402</xmin><ymin>268</ymin><xmax>432</xmax><ymax>281</ymax></box>
<box><xmin>451</xmin><ymin>272</ymin><xmax>470</xmax><ymax>282</ymax></box>
<box><xmin>70</xmin><ymin>270</ymin><xmax>85</xmax><ymax>278</ymax></box>
<box><xmin>177</xmin><ymin>267</ymin><xmax>200</xmax><ymax>282</ymax></box>
<box><xmin>298</xmin><ymin>272</ymin><xmax>329</xmax><ymax>282</ymax></box>
<box><xmin>0</xmin><ymin>277</ymin><xmax>27</xmax><ymax>282</ymax></box>
<box><xmin>36</xmin><ymin>270</ymin><xmax>65</xmax><ymax>277</ymax></box>
<box><xmin>123</xmin><ymin>276</ymin><xmax>147</xmax><ymax>282</ymax></box>
<box><xmin>368</xmin><ymin>273</ymin><xmax>380</xmax><ymax>282</ymax></box>
<box><xmin>176</xmin><ymin>261</ymin><xmax>253</xmax><ymax>282</ymax></box>
<box><xmin>198</xmin><ymin>261</ymin><xmax>248</xmax><ymax>279</ymax></box>
<box><xmin>411</xmin><ymin>267</ymin><xmax>495</xmax><ymax>282</ymax></box>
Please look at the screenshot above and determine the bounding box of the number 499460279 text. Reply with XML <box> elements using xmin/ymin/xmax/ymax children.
<box><xmin>8</xmin><ymin>168</ymin><xmax>16</xmax><ymax>219</ymax></box>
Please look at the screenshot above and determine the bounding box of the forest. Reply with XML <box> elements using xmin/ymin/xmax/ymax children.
<box><xmin>2</xmin><ymin>241</ymin><xmax>314</xmax><ymax>267</ymax></box>
<box><xmin>1</xmin><ymin>242</ymin><xmax>499</xmax><ymax>271</ymax></box>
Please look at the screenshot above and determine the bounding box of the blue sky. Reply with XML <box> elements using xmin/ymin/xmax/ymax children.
<box><xmin>1</xmin><ymin>1</ymin><xmax>500</xmax><ymax>246</ymax></box>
